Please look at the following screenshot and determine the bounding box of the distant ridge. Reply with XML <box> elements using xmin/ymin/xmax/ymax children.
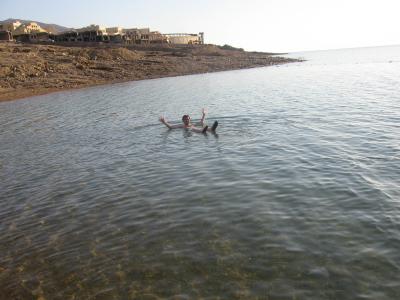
<box><xmin>0</xmin><ymin>18</ymin><xmax>72</xmax><ymax>34</ymax></box>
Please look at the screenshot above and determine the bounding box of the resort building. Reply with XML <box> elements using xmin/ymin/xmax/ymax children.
<box><xmin>106</xmin><ymin>27</ymin><xmax>124</xmax><ymax>43</ymax></box>
<box><xmin>54</xmin><ymin>30</ymin><xmax>110</xmax><ymax>43</ymax></box>
<box><xmin>165</xmin><ymin>32</ymin><xmax>204</xmax><ymax>45</ymax></box>
<box><xmin>122</xmin><ymin>28</ymin><xmax>153</xmax><ymax>44</ymax></box>
<box><xmin>106</xmin><ymin>27</ymin><xmax>123</xmax><ymax>35</ymax></box>
<box><xmin>3</xmin><ymin>21</ymin><xmax>205</xmax><ymax>46</ymax></box>
<box><xmin>149</xmin><ymin>31</ymin><xmax>168</xmax><ymax>44</ymax></box>
<box><xmin>12</xmin><ymin>22</ymin><xmax>46</xmax><ymax>36</ymax></box>
<box><xmin>53</xmin><ymin>24</ymin><xmax>137</xmax><ymax>43</ymax></box>
<box><xmin>0</xmin><ymin>20</ymin><xmax>52</xmax><ymax>42</ymax></box>
<box><xmin>54</xmin><ymin>24</ymin><xmax>110</xmax><ymax>43</ymax></box>
<box><xmin>122</xmin><ymin>28</ymin><xmax>140</xmax><ymax>44</ymax></box>
<box><xmin>53</xmin><ymin>31</ymin><xmax>79</xmax><ymax>42</ymax></box>
<box><xmin>77</xmin><ymin>24</ymin><xmax>107</xmax><ymax>35</ymax></box>
<box><xmin>15</xmin><ymin>32</ymin><xmax>51</xmax><ymax>43</ymax></box>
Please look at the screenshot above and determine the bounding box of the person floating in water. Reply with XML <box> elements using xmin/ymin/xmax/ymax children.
<box><xmin>159</xmin><ymin>108</ymin><xmax>218</xmax><ymax>133</ymax></box>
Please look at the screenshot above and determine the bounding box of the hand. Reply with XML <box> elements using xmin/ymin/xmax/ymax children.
<box><xmin>159</xmin><ymin>116</ymin><xmax>166</xmax><ymax>123</ymax></box>
<box><xmin>202</xmin><ymin>108</ymin><xmax>207</xmax><ymax>116</ymax></box>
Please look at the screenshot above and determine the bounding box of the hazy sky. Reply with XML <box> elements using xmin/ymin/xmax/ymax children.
<box><xmin>1</xmin><ymin>0</ymin><xmax>400</xmax><ymax>52</ymax></box>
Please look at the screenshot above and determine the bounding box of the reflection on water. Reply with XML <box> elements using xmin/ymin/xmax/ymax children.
<box><xmin>1</xmin><ymin>45</ymin><xmax>400</xmax><ymax>299</ymax></box>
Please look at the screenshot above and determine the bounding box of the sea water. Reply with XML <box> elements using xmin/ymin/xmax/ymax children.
<box><xmin>0</xmin><ymin>45</ymin><xmax>399</xmax><ymax>299</ymax></box>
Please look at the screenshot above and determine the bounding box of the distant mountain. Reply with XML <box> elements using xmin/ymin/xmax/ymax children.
<box><xmin>0</xmin><ymin>18</ymin><xmax>72</xmax><ymax>34</ymax></box>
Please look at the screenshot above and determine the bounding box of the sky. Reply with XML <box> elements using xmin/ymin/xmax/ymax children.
<box><xmin>1</xmin><ymin>0</ymin><xmax>400</xmax><ymax>52</ymax></box>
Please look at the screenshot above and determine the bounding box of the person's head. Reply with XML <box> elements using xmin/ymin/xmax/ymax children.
<box><xmin>182</xmin><ymin>114</ymin><xmax>191</xmax><ymax>125</ymax></box>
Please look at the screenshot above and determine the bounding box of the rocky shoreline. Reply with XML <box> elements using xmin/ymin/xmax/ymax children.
<box><xmin>0</xmin><ymin>43</ymin><xmax>301</xmax><ymax>102</ymax></box>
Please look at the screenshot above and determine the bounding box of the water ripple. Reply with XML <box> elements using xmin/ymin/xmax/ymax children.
<box><xmin>1</xmin><ymin>45</ymin><xmax>400</xmax><ymax>299</ymax></box>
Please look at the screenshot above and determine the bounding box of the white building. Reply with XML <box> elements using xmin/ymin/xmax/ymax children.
<box><xmin>165</xmin><ymin>32</ymin><xmax>204</xmax><ymax>45</ymax></box>
<box><xmin>12</xmin><ymin>22</ymin><xmax>47</xmax><ymax>36</ymax></box>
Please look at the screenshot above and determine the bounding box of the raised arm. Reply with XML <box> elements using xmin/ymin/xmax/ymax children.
<box><xmin>159</xmin><ymin>116</ymin><xmax>183</xmax><ymax>129</ymax></box>
<box><xmin>200</xmin><ymin>108</ymin><xmax>206</xmax><ymax>126</ymax></box>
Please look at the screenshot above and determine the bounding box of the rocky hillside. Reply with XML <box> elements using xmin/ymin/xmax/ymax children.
<box><xmin>0</xmin><ymin>43</ymin><xmax>301</xmax><ymax>101</ymax></box>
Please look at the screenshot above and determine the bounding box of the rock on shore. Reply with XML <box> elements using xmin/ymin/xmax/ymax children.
<box><xmin>0</xmin><ymin>43</ymin><xmax>301</xmax><ymax>102</ymax></box>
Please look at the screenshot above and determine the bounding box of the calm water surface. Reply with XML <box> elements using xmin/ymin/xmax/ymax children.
<box><xmin>1</xmin><ymin>45</ymin><xmax>399</xmax><ymax>299</ymax></box>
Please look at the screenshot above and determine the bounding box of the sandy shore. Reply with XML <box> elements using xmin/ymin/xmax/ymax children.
<box><xmin>0</xmin><ymin>43</ymin><xmax>301</xmax><ymax>102</ymax></box>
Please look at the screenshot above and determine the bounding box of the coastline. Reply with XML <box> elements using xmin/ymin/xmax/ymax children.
<box><xmin>0</xmin><ymin>43</ymin><xmax>301</xmax><ymax>102</ymax></box>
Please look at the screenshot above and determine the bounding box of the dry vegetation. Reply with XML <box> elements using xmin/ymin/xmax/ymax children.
<box><xmin>0</xmin><ymin>43</ymin><xmax>301</xmax><ymax>101</ymax></box>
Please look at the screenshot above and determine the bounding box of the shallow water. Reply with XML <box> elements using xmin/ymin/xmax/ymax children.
<box><xmin>1</xmin><ymin>45</ymin><xmax>399</xmax><ymax>299</ymax></box>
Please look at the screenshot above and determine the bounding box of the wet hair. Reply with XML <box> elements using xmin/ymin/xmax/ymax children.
<box><xmin>182</xmin><ymin>115</ymin><xmax>190</xmax><ymax>122</ymax></box>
